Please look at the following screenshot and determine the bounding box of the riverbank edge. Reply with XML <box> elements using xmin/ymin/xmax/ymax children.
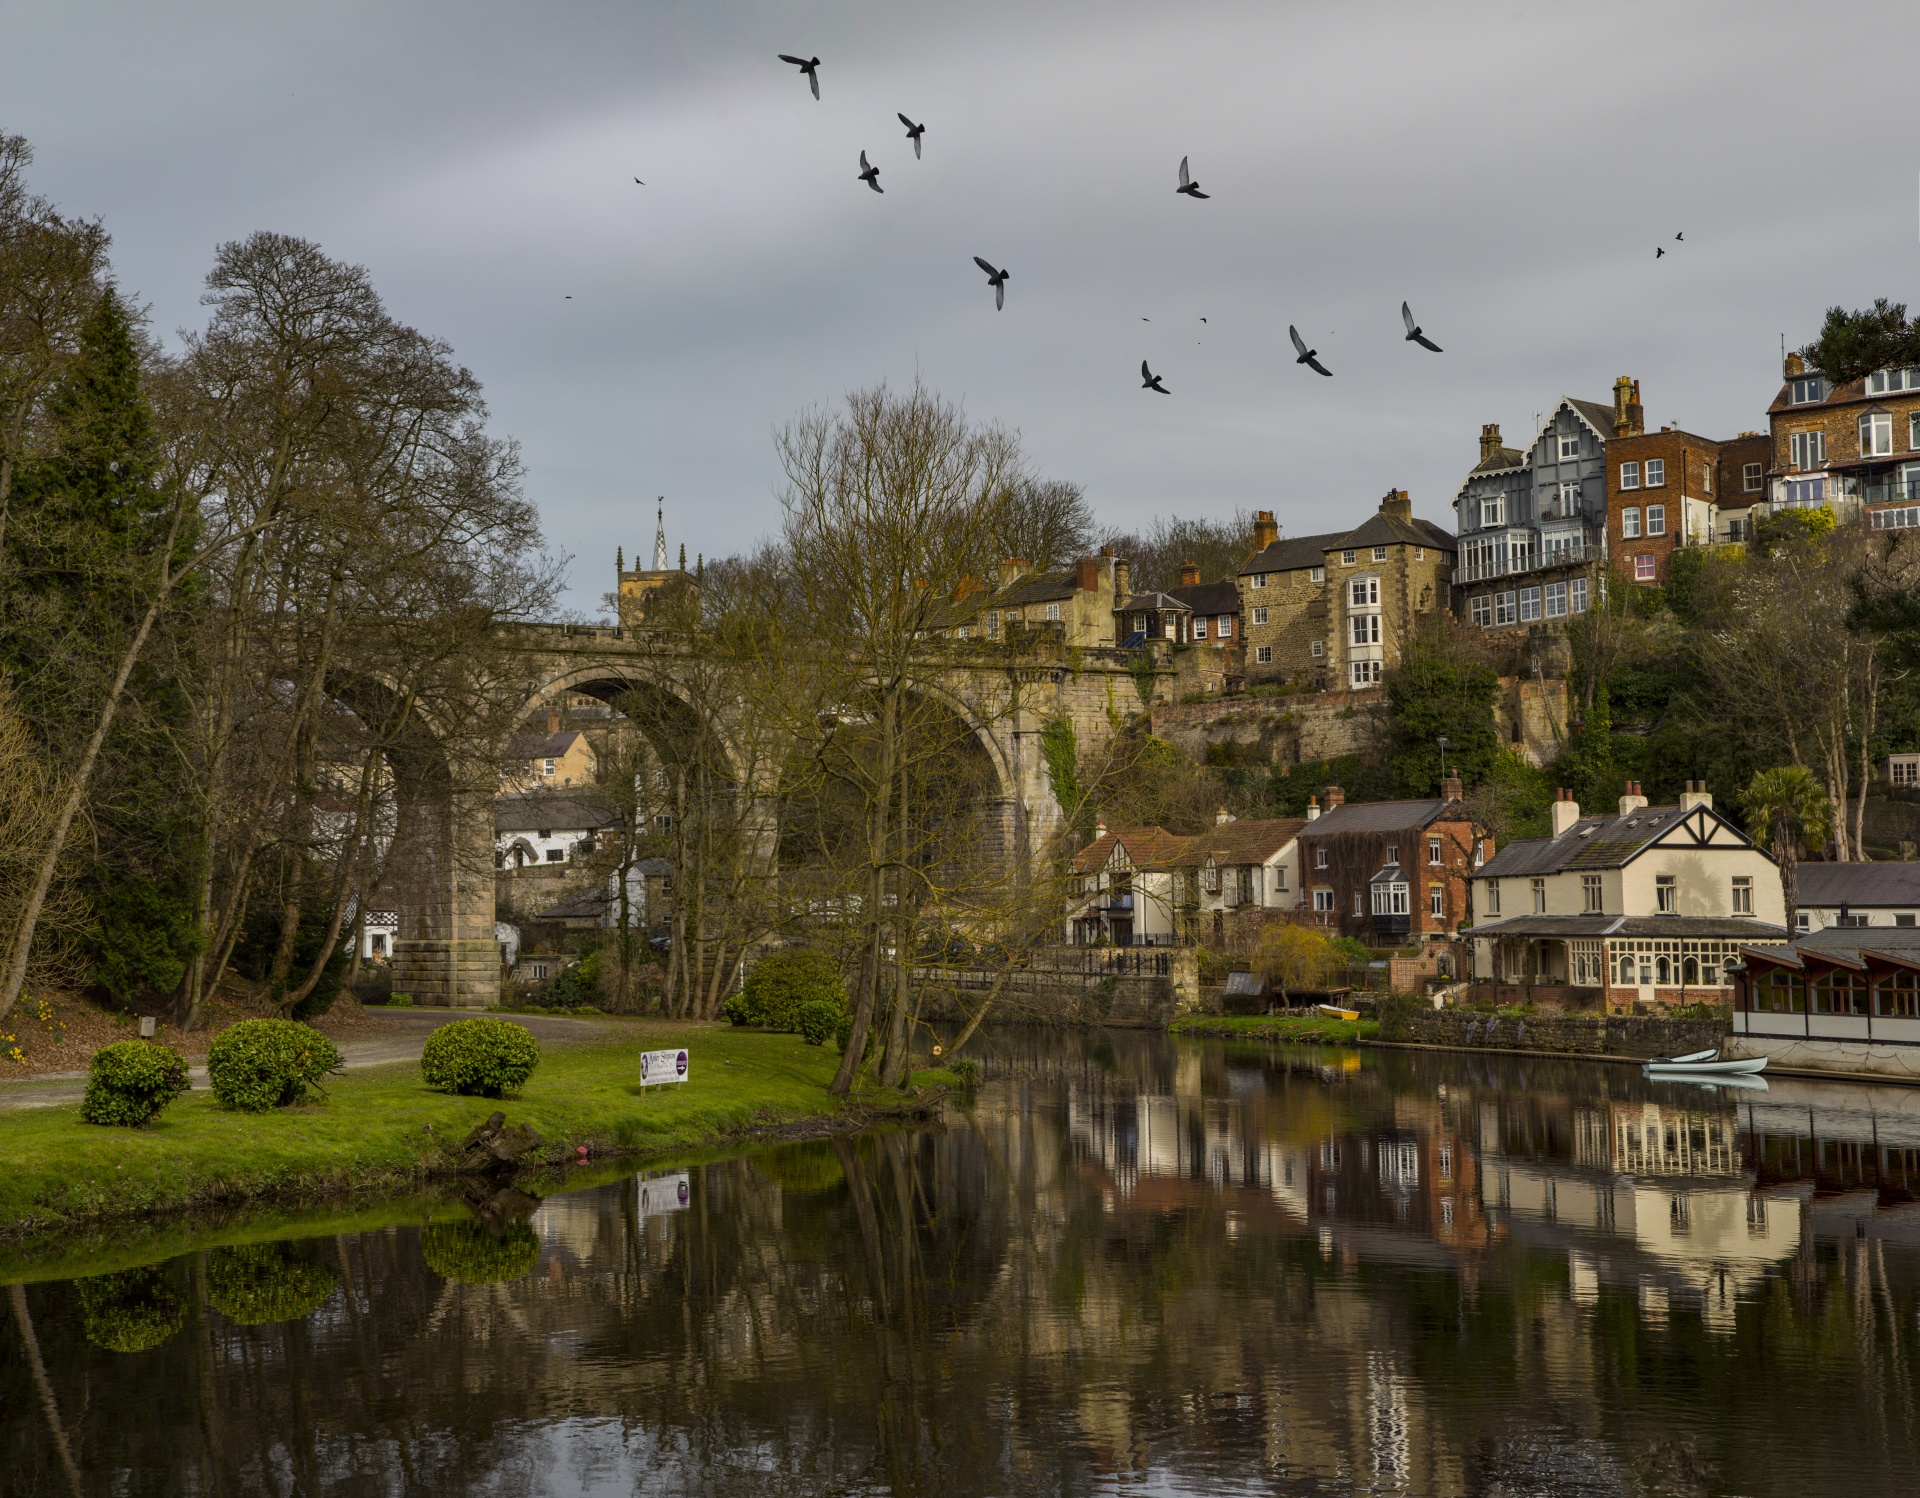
<box><xmin>0</xmin><ymin>1026</ymin><xmax>955</xmax><ymax>1256</ymax></box>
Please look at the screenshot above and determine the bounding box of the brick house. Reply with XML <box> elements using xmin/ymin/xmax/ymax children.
<box><xmin>1465</xmin><ymin>781</ymin><xmax>1786</xmax><ymax>1011</ymax></box>
<box><xmin>1764</xmin><ymin>352</ymin><xmax>1920</xmax><ymax>532</ymax></box>
<box><xmin>1293</xmin><ymin>779</ymin><xmax>1489</xmax><ymax>944</ymax></box>
<box><xmin>1167</xmin><ymin>563</ymin><xmax>1241</xmax><ymax>652</ymax></box>
<box><xmin>1236</xmin><ymin>491</ymin><xmax>1455</xmax><ymax>689</ymax></box>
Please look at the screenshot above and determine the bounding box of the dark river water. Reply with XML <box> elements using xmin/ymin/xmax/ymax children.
<box><xmin>5</xmin><ymin>1030</ymin><xmax>1920</xmax><ymax>1497</ymax></box>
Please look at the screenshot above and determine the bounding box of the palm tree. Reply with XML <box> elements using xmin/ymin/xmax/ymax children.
<box><xmin>1743</xmin><ymin>766</ymin><xmax>1835</xmax><ymax>936</ymax></box>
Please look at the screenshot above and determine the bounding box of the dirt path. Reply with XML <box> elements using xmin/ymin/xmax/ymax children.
<box><xmin>0</xmin><ymin>1011</ymin><xmax>601</xmax><ymax>1112</ymax></box>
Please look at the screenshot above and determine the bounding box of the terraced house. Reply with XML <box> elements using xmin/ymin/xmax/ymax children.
<box><xmin>1235</xmin><ymin>491</ymin><xmax>1454</xmax><ymax>689</ymax></box>
<box><xmin>1766</xmin><ymin>352</ymin><xmax>1920</xmax><ymax>530</ymax></box>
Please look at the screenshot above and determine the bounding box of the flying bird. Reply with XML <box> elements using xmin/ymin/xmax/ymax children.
<box><xmin>1176</xmin><ymin>156</ymin><xmax>1209</xmax><ymax>199</ymax></box>
<box><xmin>778</xmin><ymin>53</ymin><xmax>821</xmax><ymax>99</ymax></box>
<box><xmin>1675</xmin><ymin>231</ymin><xmax>1684</xmax><ymax>241</ymax></box>
<box><xmin>1401</xmin><ymin>301</ymin><xmax>1442</xmax><ymax>353</ymax></box>
<box><xmin>1141</xmin><ymin>360</ymin><xmax>1170</xmax><ymax>394</ymax></box>
<box><xmin>1655</xmin><ymin>246</ymin><xmax>1665</xmax><ymax>258</ymax></box>
<box><xmin>858</xmin><ymin>151</ymin><xmax>883</xmax><ymax>193</ymax></box>
<box><xmin>898</xmin><ymin>113</ymin><xmax>925</xmax><ymax>158</ymax></box>
<box><xmin>1289</xmin><ymin>325</ymin><xmax>1332</xmax><ymax>376</ymax></box>
<box><xmin>633</xmin><ymin>177</ymin><xmax>645</xmax><ymax>185</ymax></box>
<box><xmin>973</xmin><ymin>256</ymin><xmax>1010</xmax><ymax>311</ymax></box>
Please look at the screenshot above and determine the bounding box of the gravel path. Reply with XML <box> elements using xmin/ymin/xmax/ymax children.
<box><xmin>0</xmin><ymin>1010</ymin><xmax>601</xmax><ymax>1112</ymax></box>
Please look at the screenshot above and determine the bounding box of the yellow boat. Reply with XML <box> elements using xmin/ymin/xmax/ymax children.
<box><xmin>1316</xmin><ymin>1003</ymin><xmax>1359</xmax><ymax>1021</ymax></box>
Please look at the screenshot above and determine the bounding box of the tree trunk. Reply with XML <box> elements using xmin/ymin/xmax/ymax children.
<box><xmin>9</xmin><ymin>1282</ymin><xmax>84</xmax><ymax>1497</ymax></box>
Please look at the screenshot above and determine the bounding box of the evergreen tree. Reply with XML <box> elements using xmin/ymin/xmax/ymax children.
<box><xmin>1386</xmin><ymin>626</ymin><xmax>1500</xmax><ymax>797</ymax></box>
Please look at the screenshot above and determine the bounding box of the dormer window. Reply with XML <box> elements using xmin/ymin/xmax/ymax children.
<box><xmin>1865</xmin><ymin>368</ymin><xmax>1920</xmax><ymax>394</ymax></box>
<box><xmin>1789</xmin><ymin>376</ymin><xmax>1824</xmax><ymax>405</ymax></box>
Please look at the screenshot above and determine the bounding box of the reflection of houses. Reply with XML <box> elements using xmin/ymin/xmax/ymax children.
<box><xmin>1294</xmin><ymin>782</ymin><xmax>1487</xmax><ymax>944</ymax></box>
<box><xmin>1732</xmin><ymin>923</ymin><xmax>1920</xmax><ymax>1079</ymax></box>
<box><xmin>495</xmin><ymin>790</ymin><xmax>621</xmax><ymax>869</ymax></box>
<box><xmin>1066</xmin><ymin>826</ymin><xmax>1189</xmax><ymax>946</ymax></box>
<box><xmin>1468</xmin><ymin>781</ymin><xmax>1785</xmax><ymax>1008</ymax></box>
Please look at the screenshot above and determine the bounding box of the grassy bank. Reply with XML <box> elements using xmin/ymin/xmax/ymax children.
<box><xmin>1</xmin><ymin>1020</ymin><xmax>946</xmax><ymax>1244</ymax></box>
<box><xmin>1169</xmin><ymin>1013</ymin><xmax>1379</xmax><ymax>1045</ymax></box>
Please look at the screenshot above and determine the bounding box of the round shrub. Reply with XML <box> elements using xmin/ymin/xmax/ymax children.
<box><xmin>730</xmin><ymin>949</ymin><xmax>846</xmax><ymax>1031</ymax></box>
<box><xmin>207</xmin><ymin>1019</ymin><xmax>342</xmax><ymax>1112</ymax></box>
<box><xmin>419</xmin><ymin>1219</ymin><xmax>540</xmax><ymax>1284</ymax></box>
<box><xmin>78</xmin><ymin>1266</ymin><xmax>185</xmax><ymax>1353</ymax></box>
<box><xmin>206</xmin><ymin>1242</ymin><xmax>337</xmax><ymax>1325</ymax></box>
<box><xmin>420</xmin><ymin>1017</ymin><xmax>539</xmax><ymax>1098</ymax></box>
<box><xmin>796</xmin><ymin>999</ymin><xmax>840</xmax><ymax>1046</ymax></box>
<box><xmin>80</xmin><ymin>1041</ymin><xmax>189</xmax><ymax>1126</ymax></box>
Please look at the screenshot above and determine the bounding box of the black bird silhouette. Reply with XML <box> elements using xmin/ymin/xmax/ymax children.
<box><xmin>1289</xmin><ymin>325</ymin><xmax>1332</xmax><ymax>377</ymax></box>
<box><xmin>973</xmin><ymin>256</ymin><xmax>1009</xmax><ymax>311</ymax></box>
<box><xmin>898</xmin><ymin>113</ymin><xmax>925</xmax><ymax>158</ymax></box>
<box><xmin>1176</xmin><ymin>156</ymin><xmax>1209</xmax><ymax>199</ymax></box>
<box><xmin>1141</xmin><ymin>360</ymin><xmax>1170</xmax><ymax>394</ymax></box>
<box><xmin>778</xmin><ymin>53</ymin><xmax>821</xmax><ymax>99</ymax></box>
<box><xmin>1401</xmin><ymin>301</ymin><xmax>1442</xmax><ymax>353</ymax></box>
<box><xmin>1655</xmin><ymin>246</ymin><xmax>1665</xmax><ymax>258</ymax></box>
<box><xmin>858</xmin><ymin>151</ymin><xmax>883</xmax><ymax>193</ymax></box>
<box><xmin>633</xmin><ymin>177</ymin><xmax>645</xmax><ymax>185</ymax></box>
<box><xmin>1675</xmin><ymin>231</ymin><xmax>1684</xmax><ymax>241</ymax></box>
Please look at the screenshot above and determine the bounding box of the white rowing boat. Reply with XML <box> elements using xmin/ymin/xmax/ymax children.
<box><xmin>1644</xmin><ymin>1049</ymin><xmax>1767</xmax><ymax>1076</ymax></box>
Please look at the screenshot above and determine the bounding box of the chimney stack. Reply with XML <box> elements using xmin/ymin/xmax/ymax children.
<box><xmin>1612</xmin><ymin>375</ymin><xmax>1644</xmax><ymax>437</ymax></box>
<box><xmin>997</xmin><ymin>557</ymin><xmax>1030</xmax><ymax>588</ymax></box>
<box><xmin>1550</xmin><ymin>787</ymin><xmax>1581</xmax><ymax>837</ymax></box>
<box><xmin>1618</xmin><ymin>779</ymin><xmax>1648</xmax><ymax>816</ymax></box>
<box><xmin>1252</xmin><ymin>510</ymin><xmax>1279</xmax><ymax>551</ymax></box>
<box><xmin>1323</xmin><ymin>784</ymin><xmax>1345</xmax><ymax>808</ymax></box>
<box><xmin>546</xmin><ymin>704</ymin><xmax>561</xmax><ymax>736</ymax></box>
<box><xmin>1114</xmin><ymin>558</ymin><xmax>1131</xmax><ymax>601</ymax></box>
<box><xmin>1076</xmin><ymin>557</ymin><xmax>1100</xmax><ymax>592</ymax></box>
<box><xmin>1380</xmin><ymin>488</ymin><xmax>1413</xmax><ymax>521</ymax></box>
<box><xmin>1442</xmin><ymin>771</ymin><xmax>1463</xmax><ymax>802</ymax></box>
<box><xmin>1678</xmin><ymin>779</ymin><xmax>1713</xmax><ymax>812</ymax></box>
<box><xmin>1306</xmin><ymin>795</ymin><xmax>1320</xmax><ymax>821</ymax></box>
<box><xmin>1215</xmin><ymin>805</ymin><xmax>1234</xmax><ymax>826</ymax></box>
<box><xmin>1479</xmin><ymin>423</ymin><xmax>1503</xmax><ymax>463</ymax></box>
<box><xmin>1179</xmin><ymin>559</ymin><xmax>1202</xmax><ymax>587</ymax></box>
<box><xmin>1784</xmin><ymin>351</ymin><xmax>1806</xmax><ymax>378</ymax></box>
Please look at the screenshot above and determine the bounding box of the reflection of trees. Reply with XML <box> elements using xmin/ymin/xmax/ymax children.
<box><xmin>3</xmin><ymin>1044</ymin><xmax>1920</xmax><ymax>1494</ymax></box>
<box><xmin>77</xmin><ymin>1264</ymin><xmax>185</xmax><ymax>1353</ymax></box>
<box><xmin>205</xmin><ymin>1241</ymin><xmax>337</xmax><ymax>1325</ymax></box>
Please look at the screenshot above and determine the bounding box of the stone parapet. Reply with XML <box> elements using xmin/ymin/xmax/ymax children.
<box><xmin>1383</xmin><ymin>1007</ymin><xmax>1727</xmax><ymax>1059</ymax></box>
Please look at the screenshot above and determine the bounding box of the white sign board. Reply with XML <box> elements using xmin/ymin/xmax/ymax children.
<box><xmin>636</xmin><ymin>1171</ymin><xmax>691</xmax><ymax>1219</ymax></box>
<box><xmin>639</xmin><ymin>1048</ymin><xmax>690</xmax><ymax>1087</ymax></box>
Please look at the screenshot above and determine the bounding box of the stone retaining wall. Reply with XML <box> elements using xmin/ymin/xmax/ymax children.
<box><xmin>1383</xmin><ymin>1008</ymin><xmax>1728</xmax><ymax>1059</ymax></box>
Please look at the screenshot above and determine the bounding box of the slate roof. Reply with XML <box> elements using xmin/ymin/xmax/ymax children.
<box><xmin>535</xmin><ymin>890</ymin><xmax>610</xmax><ymax>922</ymax></box>
<box><xmin>1300</xmin><ymin>799</ymin><xmax>1464</xmax><ymax>836</ymax></box>
<box><xmin>1168</xmin><ymin>579</ymin><xmax>1242</xmax><ymax>616</ymax></box>
<box><xmin>1738</xmin><ymin>922</ymin><xmax>1920</xmax><ymax>968</ymax></box>
<box><xmin>505</xmin><ymin>729</ymin><xmax>589</xmax><ymax>761</ymax></box>
<box><xmin>1469</xmin><ymin>914</ymin><xmax>1787</xmax><ymax>941</ymax></box>
<box><xmin>1236</xmin><ymin>512</ymin><xmax>1454</xmax><ymax>578</ymax></box>
<box><xmin>1469</xmin><ymin>446</ymin><xmax>1527</xmax><ymax>475</ymax></box>
<box><xmin>1343</xmin><ymin>509</ymin><xmax>1456</xmax><ymax>555</ymax></box>
<box><xmin>1564</xmin><ymin>398</ymin><xmax>1617</xmax><ymax>439</ymax></box>
<box><xmin>1071</xmin><ymin>826</ymin><xmax>1192</xmax><ymax>874</ymax></box>
<box><xmin>1796</xmin><ymin>861</ymin><xmax>1920</xmax><ymax>908</ymax></box>
<box><xmin>1170</xmin><ymin>818</ymin><xmax>1306</xmax><ymax>868</ymax></box>
<box><xmin>1121</xmin><ymin>590</ymin><xmax>1192</xmax><ymax>612</ymax></box>
<box><xmin>1472</xmin><ymin>803</ymin><xmax>1758</xmax><ymax>877</ymax></box>
<box><xmin>1239</xmin><ymin>530</ymin><xmax>1347</xmax><ymax>576</ymax></box>
<box><xmin>495</xmin><ymin>790</ymin><xmax>621</xmax><ymax>834</ymax></box>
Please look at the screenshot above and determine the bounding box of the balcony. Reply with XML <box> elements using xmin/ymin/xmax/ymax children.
<box><xmin>1456</xmin><ymin>539</ymin><xmax>1591</xmax><ymax>585</ymax></box>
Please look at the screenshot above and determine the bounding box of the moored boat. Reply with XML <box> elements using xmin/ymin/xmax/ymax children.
<box><xmin>1644</xmin><ymin>1050</ymin><xmax>1767</xmax><ymax>1076</ymax></box>
<box><xmin>1316</xmin><ymin>1003</ymin><xmax>1360</xmax><ymax>1021</ymax></box>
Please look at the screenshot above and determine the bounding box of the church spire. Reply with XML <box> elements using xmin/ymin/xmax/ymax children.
<box><xmin>652</xmin><ymin>498</ymin><xmax>669</xmax><ymax>571</ymax></box>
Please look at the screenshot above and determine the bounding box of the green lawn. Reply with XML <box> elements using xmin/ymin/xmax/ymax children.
<box><xmin>1169</xmin><ymin>1013</ymin><xmax>1379</xmax><ymax>1045</ymax></box>
<box><xmin>0</xmin><ymin>1020</ymin><xmax>939</xmax><ymax>1247</ymax></box>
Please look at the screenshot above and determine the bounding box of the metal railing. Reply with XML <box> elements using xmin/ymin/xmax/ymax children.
<box><xmin>1455</xmin><ymin>540</ymin><xmax>1590</xmax><ymax>584</ymax></box>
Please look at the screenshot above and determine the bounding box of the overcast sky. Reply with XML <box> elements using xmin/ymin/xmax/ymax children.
<box><xmin>6</xmin><ymin>1</ymin><xmax>1919</xmax><ymax>613</ymax></box>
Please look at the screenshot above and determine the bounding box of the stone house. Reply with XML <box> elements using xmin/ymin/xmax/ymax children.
<box><xmin>1451</xmin><ymin>394</ymin><xmax>1612</xmax><ymax>636</ymax></box>
<box><xmin>1236</xmin><ymin>491</ymin><xmax>1455</xmax><ymax>689</ymax></box>
<box><xmin>1065</xmin><ymin>825</ymin><xmax>1190</xmax><ymax>946</ymax></box>
<box><xmin>945</xmin><ymin>553</ymin><xmax>1125</xmax><ymax>647</ymax></box>
<box><xmin>1466</xmin><ymin>781</ymin><xmax>1786</xmax><ymax>1010</ymax></box>
<box><xmin>1764</xmin><ymin>352</ymin><xmax>1920</xmax><ymax>532</ymax></box>
<box><xmin>503</xmin><ymin>704</ymin><xmax>598</xmax><ymax>791</ymax></box>
<box><xmin>1169</xmin><ymin>815</ymin><xmax>1308</xmax><ymax>942</ymax></box>
<box><xmin>1293</xmin><ymin>780</ymin><xmax>1488</xmax><ymax>944</ymax></box>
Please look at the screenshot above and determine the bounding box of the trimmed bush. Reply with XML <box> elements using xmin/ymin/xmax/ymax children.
<box><xmin>206</xmin><ymin>1243</ymin><xmax>337</xmax><ymax>1325</ymax></box>
<box><xmin>420</xmin><ymin>1219</ymin><xmax>540</xmax><ymax>1284</ymax></box>
<box><xmin>727</xmin><ymin>948</ymin><xmax>846</xmax><ymax>1031</ymax></box>
<box><xmin>78</xmin><ymin>1267</ymin><xmax>185</xmax><ymax>1353</ymax></box>
<box><xmin>420</xmin><ymin>1017</ymin><xmax>540</xmax><ymax>1098</ymax></box>
<box><xmin>206</xmin><ymin>1019</ymin><xmax>342</xmax><ymax>1112</ymax></box>
<box><xmin>80</xmin><ymin>1041</ymin><xmax>189</xmax><ymax>1126</ymax></box>
<box><xmin>796</xmin><ymin>999</ymin><xmax>839</xmax><ymax>1046</ymax></box>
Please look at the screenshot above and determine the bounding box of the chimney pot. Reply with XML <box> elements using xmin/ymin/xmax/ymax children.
<box><xmin>1550</xmin><ymin>790</ymin><xmax>1581</xmax><ymax>837</ymax></box>
<box><xmin>1215</xmin><ymin>805</ymin><xmax>1233</xmax><ymax>825</ymax></box>
<box><xmin>1306</xmin><ymin>795</ymin><xmax>1320</xmax><ymax>821</ymax></box>
<box><xmin>1678</xmin><ymin>780</ymin><xmax>1713</xmax><ymax>813</ymax></box>
<box><xmin>1479</xmin><ymin>423</ymin><xmax>1503</xmax><ymax>463</ymax></box>
<box><xmin>1252</xmin><ymin>510</ymin><xmax>1279</xmax><ymax>551</ymax></box>
<box><xmin>1618</xmin><ymin>779</ymin><xmax>1648</xmax><ymax>816</ymax></box>
<box><xmin>1441</xmin><ymin>771</ymin><xmax>1463</xmax><ymax>802</ymax></box>
<box><xmin>1179</xmin><ymin>559</ymin><xmax>1202</xmax><ymax>587</ymax></box>
<box><xmin>1381</xmin><ymin>488</ymin><xmax>1413</xmax><ymax>521</ymax></box>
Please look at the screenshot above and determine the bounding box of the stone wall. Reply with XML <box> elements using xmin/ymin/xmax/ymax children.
<box><xmin>1382</xmin><ymin>1007</ymin><xmax>1728</xmax><ymax>1059</ymax></box>
<box><xmin>916</xmin><ymin>948</ymin><xmax>1199</xmax><ymax>1029</ymax></box>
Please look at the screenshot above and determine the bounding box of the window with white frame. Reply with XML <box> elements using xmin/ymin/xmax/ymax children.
<box><xmin>1351</xmin><ymin>613</ymin><xmax>1380</xmax><ymax>646</ymax></box>
<box><xmin>543</xmin><ymin>758</ymin><xmax>556</xmax><ymax>777</ymax></box>
<box><xmin>1519</xmin><ymin>587</ymin><xmax>1542</xmax><ymax>621</ymax></box>
<box><xmin>1479</xmin><ymin>496</ymin><xmax>1505</xmax><ymax>528</ymax></box>
<box><xmin>1872</xmin><ymin>505</ymin><xmax>1920</xmax><ymax>530</ymax></box>
<box><xmin>1045</xmin><ymin>602</ymin><xmax>1061</xmax><ymax>621</ymax></box>
<box><xmin>1133</xmin><ymin>614</ymin><xmax>1148</xmax><ymax>634</ymax></box>
<box><xmin>1620</xmin><ymin>461</ymin><xmax>1641</xmax><ymax>490</ymax></box>
<box><xmin>1494</xmin><ymin>591</ymin><xmax>1517</xmax><ymax>625</ymax></box>
<box><xmin>1790</xmin><ymin>429</ymin><xmax>1826</xmax><ymax>470</ymax></box>
<box><xmin>1731</xmin><ymin>876</ymin><xmax>1753</xmax><ymax>914</ymax></box>
<box><xmin>1702</xmin><ymin>464</ymin><xmax>1711</xmax><ymax>493</ymax></box>
<box><xmin>1545</xmin><ymin>580</ymin><xmax>1568</xmax><ymax>617</ymax></box>
<box><xmin>956</xmin><ymin>625</ymin><xmax>971</xmax><ymax>639</ymax></box>
<box><xmin>1217</xmin><ymin>614</ymin><xmax>1232</xmax><ymax>637</ymax></box>
<box><xmin>1255</xmin><ymin>644</ymin><xmax>1273</xmax><ymax>664</ymax></box>
<box><xmin>1428</xmin><ymin>837</ymin><xmax>1442</xmax><ymax>865</ymax></box>
<box><xmin>1350</xmin><ymin>576</ymin><xmax>1379</xmax><ymax>607</ymax></box>
<box><xmin>1646</xmin><ymin>504</ymin><xmax>1666</xmax><ymax>536</ymax></box>
<box><xmin>1861</xmin><ymin>410</ymin><xmax>1894</xmax><ymax>456</ymax></box>
<box><xmin>1313</xmin><ymin>887</ymin><xmax>1334</xmax><ymax>912</ymax></box>
<box><xmin>1193</xmin><ymin>617</ymin><xmax>1208</xmax><ymax>639</ymax></box>
<box><xmin>1252</xmin><ymin>605</ymin><xmax>1268</xmax><ymax>625</ymax></box>
<box><xmin>1911</xmin><ymin>413</ymin><xmax>1920</xmax><ymax>451</ymax></box>
<box><xmin>1559</xmin><ymin>434</ymin><xmax>1580</xmax><ymax>460</ymax></box>
<box><xmin>1372</xmin><ymin>880</ymin><xmax>1410</xmax><ymax>917</ymax></box>
<box><xmin>987</xmin><ymin>610</ymin><xmax>1000</xmax><ymax>635</ymax></box>
<box><xmin>1471</xmin><ymin>594</ymin><xmax>1492</xmax><ymax>627</ymax></box>
<box><xmin>1386</xmin><ymin>843</ymin><xmax>1399</xmax><ymax>864</ymax></box>
<box><xmin>1571</xmin><ymin>577</ymin><xmax>1588</xmax><ymax>612</ymax></box>
<box><xmin>1315</xmin><ymin>847</ymin><xmax>1329</xmax><ymax>869</ymax></box>
<box><xmin>1645</xmin><ymin>458</ymin><xmax>1666</xmax><ymax>487</ymax></box>
<box><xmin>1416</xmin><ymin>547</ymin><xmax>1425</xmax><ymax>560</ymax></box>
<box><xmin>1309</xmin><ymin>565</ymin><xmax>1325</xmax><ymax>582</ymax></box>
<box><xmin>1249</xmin><ymin>572</ymin><xmax>1268</xmax><ymax>588</ymax></box>
<box><xmin>1656</xmin><ymin>874</ymin><xmax>1677</xmax><ymax>914</ymax></box>
<box><xmin>1785</xmin><ymin>476</ymin><xmax>1827</xmax><ymax>504</ymax></box>
<box><xmin>1430</xmin><ymin>884</ymin><xmax>1444</xmax><ymax>918</ymax></box>
<box><xmin>1372</xmin><ymin>546</ymin><xmax>1387</xmax><ymax>562</ymax></box>
<box><xmin>1743</xmin><ymin>462</ymin><xmax>1763</xmax><ymax>492</ymax></box>
<box><xmin>1352</xmin><ymin>890</ymin><xmax>1365</xmax><ymax>917</ymax></box>
<box><xmin>1342</xmin><ymin>549</ymin><xmax>1356</xmax><ymax>565</ymax></box>
<box><xmin>1866</xmin><ymin>368</ymin><xmax>1920</xmax><ymax>394</ymax></box>
<box><xmin>1351</xmin><ymin>660</ymin><xmax>1382</xmax><ymax>687</ymax></box>
<box><xmin>1531</xmin><ymin>877</ymin><xmax>1546</xmax><ymax>913</ymax></box>
<box><xmin>1310</xmin><ymin>640</ymin><xmax>1323</xmax><ymax>657</ymax></box>
<box><xmin>1582</xmin><ymin>874</ymin><xmax>1602</xmax><ymax>912</ymax></box>
<box><xmin>1789</xmin><ymin>376</ymin><xmax>1824</xmax><ymax>404</ymax></box>
<box><xmin>1634</xmin><ymin>555</ymin><xmax>1657</xmax><ymax>582</ymax></box>
<box><xmin>1890</xmin><ymin>754</ymin><xmax>1920</xmax><ymax>786</ymax></box>
<box><xmin>1622</xmin><ymin>506</ymin><xmax>1641</xmax><ymax>538</ymax></box>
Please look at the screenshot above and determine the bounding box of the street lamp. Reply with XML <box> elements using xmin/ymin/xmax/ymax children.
<box><xmin>1436</xmin><ymin>735</ymin><xmax>1450</xmax><ymax>781</ymax></box>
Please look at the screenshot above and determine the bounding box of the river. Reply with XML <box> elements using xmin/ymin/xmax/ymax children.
<box><xmin>4</xmin><ymin>1030</ymin><xmax>1918</xmax><ymax>1495</ymax></box>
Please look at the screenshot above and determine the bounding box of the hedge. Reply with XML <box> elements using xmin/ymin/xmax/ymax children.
<box><xmin>206</xmin><ymin>1018</ymin><xmax>342</xmax><ymax>1112</ymax></box>
<box><xmin>420</xmin><ymin>1017</ymin><xmax>540</xmax><ymax>1098</ymax></box>
<box><xmin>724</xmin><ymin>949</ymin><xmax>846</xmax><ymax>1031</ymax></box>
<box><xmin>80</xmin><ymin>1040</ymin><xmax>190</xmax><ymax>1127</ymax></box>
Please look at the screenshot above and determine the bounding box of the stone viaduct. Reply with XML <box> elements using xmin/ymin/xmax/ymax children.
<box><xmin>388</xmin><ymin>623</ymin><xmax>1173</xmax><ymax>1008</ymax></box>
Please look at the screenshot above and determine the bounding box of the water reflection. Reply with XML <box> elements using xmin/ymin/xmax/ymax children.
<box><xmin>4</xmin><ymin>1031</ymin><xmax>1918</xmax><ymax>1496</ymax></box>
